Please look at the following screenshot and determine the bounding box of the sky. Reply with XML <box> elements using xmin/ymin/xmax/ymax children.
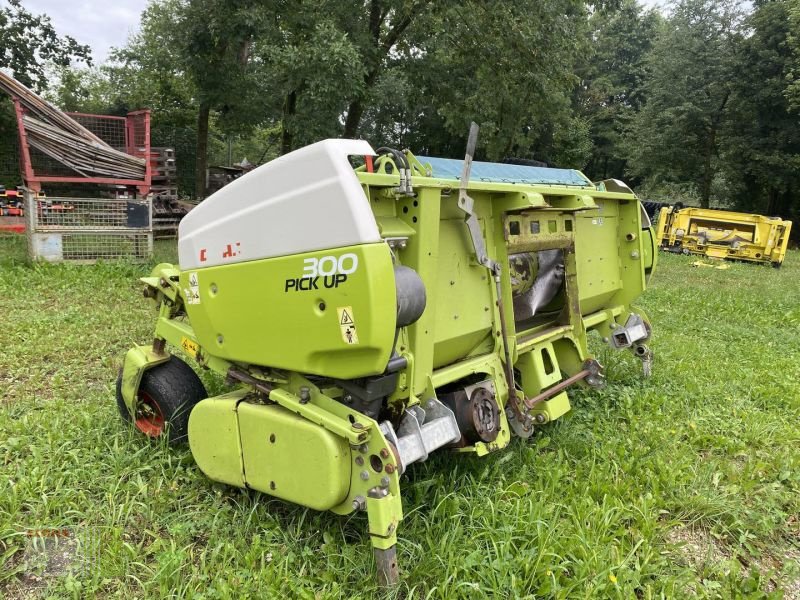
<box><xmin>23</xmin><ymin>0</ymin><xmax>149</xmax><ymax>64</ymax></box>
<box><xmin>22</xmin><ymin>0</ymin><xmax>666</xmax><ymax>65</ymax></box>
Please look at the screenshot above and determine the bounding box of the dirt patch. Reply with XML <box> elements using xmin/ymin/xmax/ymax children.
<box><xmin>780</xmin><ymin>547</ymin><xmax>800</xmax><ymax>600</ymax></box>
<box><xmin>666</xmin><ymin>525</ymin><xmax>731</xmax><ymax>569</ymax></box>
<box><xmin>664</xmin><ymin>526</ymin><xmax>800</xmax><ymax>596</ymax></box>
<box><xmin>0</xmin><ymin>577</ymin><xmax>51</xmax><ymax>600</ymax></box>
<box><xmin>0</xmin><ymin>549</ymin><xmax>43</xmax><ymax>600</ymax></box>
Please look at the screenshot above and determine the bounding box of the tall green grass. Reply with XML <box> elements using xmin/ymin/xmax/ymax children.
<box><xmin>1</xmin><ymin>235</ymin><xmax>798</xmax><ymax>598</ymax></box>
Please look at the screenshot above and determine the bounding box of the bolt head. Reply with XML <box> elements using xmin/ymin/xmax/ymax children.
<box><xmin>360</xmin><ymin>470</ymin><xmax>370</xmax><ymax>481</ymax></box>
<box><xmin>379</xmin><ymin>448</ymin><xmax>390</xmax><ymax>459</ymax></box>
<box><xmin>385</xmin><ymin>464</ymin><xmax>395</xmax><ymax>474</ymax></box>
<box><xmin>380</xmin><ymin>476</ymin><xmax>390</xmax><ymax>487</ymax></box>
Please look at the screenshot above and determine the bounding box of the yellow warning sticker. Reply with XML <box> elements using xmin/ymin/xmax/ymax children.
<box><xmin>180</xmin><ymin>336</ymin><xmax>200</xmax><ymax>357</ymax></box>
<box><xmin>337</xmin><ymin>306</ymin><xmax>359</xmax><ymax>345</ymax></box>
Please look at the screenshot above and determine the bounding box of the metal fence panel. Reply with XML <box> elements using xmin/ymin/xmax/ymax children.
<box><xmin>25</xmin><ymin>191</ymin><xmax>152</xmax><ymax>262</ymax></box>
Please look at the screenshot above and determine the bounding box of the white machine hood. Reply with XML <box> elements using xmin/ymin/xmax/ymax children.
<box><xmin>178</xmin><ymin>139</ymin><xmax>379</xmax><ymax>270</ymax></box>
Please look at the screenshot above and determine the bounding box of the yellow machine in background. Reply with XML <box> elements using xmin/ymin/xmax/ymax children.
<box><xmin>655</xmin><ymin>206</ymin><xmax>792</xmax><ymax>267</ymax></box>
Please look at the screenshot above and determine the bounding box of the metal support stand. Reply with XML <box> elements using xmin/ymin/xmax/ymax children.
<box><xmin>374</xmin><ymin>546</ymin><xmax>399</xmax><ymax>586</ymax></box>
<box><xmin>635</xmin><ymin>344</ymin><xmax>653</xmax><ymax>378</ymax></box>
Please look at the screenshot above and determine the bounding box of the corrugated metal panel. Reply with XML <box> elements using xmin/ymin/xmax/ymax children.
<box><xmin>417</xmin><ymin>156</ymin><xmax>591</xmax><ymax>187</ymax></box>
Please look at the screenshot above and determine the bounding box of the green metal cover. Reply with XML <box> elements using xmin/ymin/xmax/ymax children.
<box><xmin>238</xmin><ymin>402</ymin><xmax>352</xmax><ymax>511</ymax></box>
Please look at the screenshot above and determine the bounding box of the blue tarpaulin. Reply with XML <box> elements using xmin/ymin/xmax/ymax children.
<box><xmin>417</xmin><ymin>156</ymin><xmax>591</xmax><ymax>187</ymax></box>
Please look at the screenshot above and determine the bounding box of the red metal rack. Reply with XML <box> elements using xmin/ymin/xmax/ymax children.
<box><xmin>12</xmin><ymin>100</ymin><xmax>152</xmax><ymax>196</ymax></box>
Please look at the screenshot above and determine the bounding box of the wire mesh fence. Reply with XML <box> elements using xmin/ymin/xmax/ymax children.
<box><xmin>0</xmin><ymin>138</ymin><xmax>21</xmax><ymax>190</ymax></box>
<box><xmin>56</xmin><ymin>232</ymin><xmax>152</xmax><ymax>261</ymax></box>
<box><xmin>32</xmin><ymin>198</ymin><xmax>139</xmax><ymax>229</ymax></box>
<box><xmin>26</xmin><ymin>192</ymin><xmax>152</xmax><ymax>262</ymax></box>
<box><xmin>70</xmin><ymin>113</ymin><xmax>127</xmax><ymax>152</ymax></box>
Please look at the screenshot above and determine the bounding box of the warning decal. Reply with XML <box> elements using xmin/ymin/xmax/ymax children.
<box><xmin>180</xmin><ymin>336</ymin><xmax>199</xmax><ymax>358</ymax></box>
<box><xmin>186</xmin><ymin>272</ymin><xmax>201</xmax><ymax>304</ymax></box>
<box><xmin>336</xmin><ymin>306</ymin><xmax>359</xmax><ymax>345</ymax></box>
<box><xmin>339</xmin><ymin>308</ymin><xmax>354</xmax><ymax>325</ymax></box>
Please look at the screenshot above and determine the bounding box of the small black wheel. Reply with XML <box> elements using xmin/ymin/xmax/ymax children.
<box><xmin>116</xmin><ymin>356</ymin><xmax>207</xmax><ymax>444</ymax></box>
<box><xmin>771</xmin><ymin>261</ymin><xmax>782</xmax><ymax>269</ymax></box>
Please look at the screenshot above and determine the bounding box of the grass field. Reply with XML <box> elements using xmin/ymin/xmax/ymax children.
<box><xmin>1</xmin><ymin>234</ymin><xmax>798</xmax><ymax>599</ymax></box>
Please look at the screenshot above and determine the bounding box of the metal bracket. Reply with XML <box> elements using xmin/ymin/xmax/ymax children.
<box><xmin>379</xmin><ymin>398</ymin><xmax>460</xmax><ymax>473</ymax></box>
<box><xmin>506</xmin><ymin>358</ymin><xmax>604</xmax><ymax>439</ymax></box>
<box><xmin>609</xmin><ymin>313</ymin><xmax>649</xmax><ymax>349</ymax></box>
<box><xmin>457</xmin><ymin>122</ymin><xmax>500</xmax><ymax>275</ymax></box>
<box><xmin>634</xmin><ymin>344</ymin><xmax>653</xmax><ymax>378</ymax></box>
<box><xmin>455</xmin><ymin>122</ymin><xmax>523</xmax><ymax>424</ymax></box>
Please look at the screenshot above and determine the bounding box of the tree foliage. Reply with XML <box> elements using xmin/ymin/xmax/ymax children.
<box><xmin>624</xmin><ymin>0</ymin><xmax>745</xmax><ymax>207</ymax></box>
<box><xmin>106</xmin><ymin>0</ymin><xmax>196</xmax><ymax>127</ymax></box>
<box><xmin>786</xmin><ymin>0</ymin><xmax>800</xmax><ymax>111</ymax></box>
<box><xmin>0</xmin><ymin>0</ymin><xmax>91</xmax><ymax>91</ymax></box>
<box><xmin>35</xmin><ymin>0</ymin><xmax>800</xmax><ymax>224</ymax></box>
<box><xmin>576</xmin><ymin>0</ymin><xmax>660</xmax><ymax>179</ymax></box>
<box><xmin>340</xmin><ymin>0</ymin><xmax>430</xmax><ymax>139</ymax></box>
<box><xmin>414</xmin><ymin>0</ymin><xmax>593</xmax><ymax>164</ymax></box>
<box><xmin>722</xmin><ymin>0</ymin><xmax>800</xmax><ymax>219</ymax></box>
<box><xmin>259</xmin><ymin>1</ymin><xmax>364</xmax><ymax>153</ymax></box>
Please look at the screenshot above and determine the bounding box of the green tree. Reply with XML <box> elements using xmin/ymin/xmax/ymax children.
<box><xmin>722</xmin><ymin>0</ymin><xmax>800</xmax><ymax>220</ymax></box>
<box><xmin>786</xmin><ymin>0</ymin><xmax>800</xmax><ymax>110</ymax></box>
<box><xmin>625</xmin><ymin>0</ymin><xmax>745</xmax><ymax>207</ymax></box>
<box><xmin>257</xmin><ymin>3</ymin><xmax>363</xmax><ymax>154</ymax></box>
<box><xmin>0</xmin><ymin>0</ymin><xmax>91</xmax><ymax>92</ymax></box>
<box><xmin>362</xmin><ymin>0</ymin><xmax>594</xmax><ymax>165</ymax></box>
<box><xmin>575</xmin><ymin>1</ymin><xmax>660</xmax><ymax>180</ymax></box>
<box><xmin>177</xmin><ymin>0</ymin><xmax>274</xmax><ymax>198</ymax></box>
<box><xmin>106</xmin><ymin>0</ymin><xmax>196</xmax><ymax>128</ymax></box>
<box><xmin>340</xmin><ymin>0</ymin><xmax>430</xmax><ymax>138</ymax></box>
<box><xmin>46</xmin><ymin>66</ymin><xmax>116</xmax><ymax>114</ymax></box>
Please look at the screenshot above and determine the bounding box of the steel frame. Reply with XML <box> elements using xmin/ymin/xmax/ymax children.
<box><xmin>13</xmin><ymin>100</ymin><xmax>152</xmax><ymax>196</ymax></box>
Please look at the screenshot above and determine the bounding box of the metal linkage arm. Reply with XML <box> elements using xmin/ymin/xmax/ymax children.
<box><xmin>458</xmin><ymin>122</ymin><xmax>499</xmax><ymax>275</ymax></box>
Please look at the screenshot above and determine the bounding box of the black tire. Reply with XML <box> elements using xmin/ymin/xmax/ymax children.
<box><xmin>115</xmin><ymin>356</ymin><xmax>207</xmax><ymax>444</ymax></box>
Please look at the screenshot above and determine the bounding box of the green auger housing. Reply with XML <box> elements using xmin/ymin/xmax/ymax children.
<box><xmin>117</xmin><ymin>130</ymin><xmax>655</xmax><ymax>585</ymax></box>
